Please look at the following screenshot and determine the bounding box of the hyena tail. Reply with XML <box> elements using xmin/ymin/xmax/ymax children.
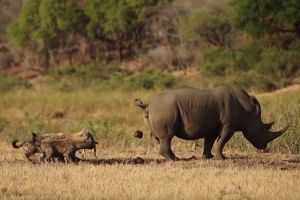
<box><xmin>12</xmin><ymin>140</ymin><xmax>22</xmax><ymax>148</ymax></box>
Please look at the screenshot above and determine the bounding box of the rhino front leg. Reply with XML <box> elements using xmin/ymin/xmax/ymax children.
<box><xmin>158</xmin><ymin>137</ymin><xmax>179</xmax><ymax>161</ymax></box>
<box><xmin>214</xmin><ymin>125</ymin><xmax>235</xmax><ymax>159</ymax></box>
<box><xmin>202</xmin><ymin>135</ymin><xmax>218</xmax><ymax>159</ymax></box>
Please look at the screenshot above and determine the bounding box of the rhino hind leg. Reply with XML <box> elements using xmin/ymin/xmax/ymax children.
<box><xmin>202</xmin><ymin>135</ymin><xmax>218</xmax><ymax>159</ymax></box>
<box><xmin>214</xmin><ymin>125</ymin><xmax>235</xmax><ymax>159</ymax></box>
<box><xmin>158</xmin><ymin>138</ymin><xmax>179</xmax><ymax>161</ymax></box>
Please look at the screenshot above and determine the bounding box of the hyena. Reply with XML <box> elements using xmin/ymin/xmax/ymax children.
<box><xmin>72</xmin><ymin>131</ymin><xmax>98</xmax><ymax>159</ymax></box>
<box><xmin>32</xmin><ymin>133</ymin><xmax>98</xmax><ymax>163</ymax></box>
<box><xmin>12</xmin><ymin>139</ymin><xmax>43</xmax><ymax>162</ymax></box>
<box><xmin>12</xmin><ymin>130</ymin><xmax>98</xmax><ymax>162</ymax></box>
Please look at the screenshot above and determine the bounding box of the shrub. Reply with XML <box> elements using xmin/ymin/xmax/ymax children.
<box><xmin>0</xmin><ymin>74</ymin><xmax>32</xmax><ymax>93</ymax></box>
<box><xmin>225</xmin><ymin>71</ymin><xmax>276</xmax><ymax>92</ymax></box>
<box><xmin>254</xmin><ymin>47</ymin><xmax>299</xmax><ymax>82</ymax></box>
<box><xmin>47</xmin><ymin>62</ymin><xmax>120</xmax><ymax>91</ymax></box>
<box><xmin>201</xmin><ymin>46</ymin><xmax>261</xmax><ymax>76</ymax></box>
<box><xmin>129</xmin><ymin>68</ymin><xmax>177</xmax><ymax>90</ymax></box>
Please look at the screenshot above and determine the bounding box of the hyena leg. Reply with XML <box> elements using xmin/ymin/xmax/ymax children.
<box><xmin>93</xmin><ymin>146</ymin><xmax>97</xmax><ymax>158</ymax></box>
<box><xmin>39</xmin><ymin>152</ymin><xmax>47</xmax><ymax>163</ymax></box>
<box><xmin>64</xmin><ymin>153</ymin><xmax>75</xmax><ymax>163</ymax></box>
<box><xmin>44</xmin><ymin>155</ymin><xmax>52</xmax><ymax>163</ymax></box>
<box><xmin>43</xmin><ymin>149</ymin><xmax>55</xmax><ymax>163</ymax></box>
<box><xmin>24</xmin><ymin>150</ymin><xmax>36</xmax><ymax>162</ymax></box>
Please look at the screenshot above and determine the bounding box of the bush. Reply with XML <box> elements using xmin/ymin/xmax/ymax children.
<box><xmin>201</xmin><ymin>46</ymin><xmax>261</xmax><ymax>76</ymax></box>
<box><xmin>0</xmin><ymin>74</ymin><xmax>32</xmax><ymax>93</ymax></box>
<box><xmin>254</xmin><ymin>47</ymin><xmax>299</xmax><ymax>81</ymax></box>
<box><xmin>47</xmin><ymin>62</ymin><xmax>121</xmax><ymax>91</ymax></box>
<box><xmin>129</xmin><ymin>68</ymin><xmax>177</xmax><ymax>90</ymax></box>
<box><xmin>225</xmin><ymin>71</ymin><xmax>276</xmax><ymax>92</ymax></box>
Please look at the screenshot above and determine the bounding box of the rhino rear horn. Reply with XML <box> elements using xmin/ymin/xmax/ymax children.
<box><xmin>264</xmin><ymin>121</ymin><xmax>275</xmax><ymax>130</ymax></box>
<box><xmin>268</xmin><ymin>126</ymin><xmax>289</xmax><ymax>142</ymax></box>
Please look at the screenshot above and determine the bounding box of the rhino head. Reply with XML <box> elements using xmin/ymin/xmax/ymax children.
<box><xmin>242</xmin><ymin>96</ymin><xmax>288</xmax><ymax>149</ymax></box>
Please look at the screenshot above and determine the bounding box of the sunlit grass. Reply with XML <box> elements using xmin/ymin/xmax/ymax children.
<box><xmin>0</xmin><ymin>81</ymin><xmax>299</xmax><ymax>153</ymax></box>
<box><xmin>1</xmin><ymin>141</ymin><xmax>300</xmax><ymax>200</ymax></box>
<box><xmin>1</xmin><ymin>83</ymin><xmax>300</xmax><ymax>199</ymax></box>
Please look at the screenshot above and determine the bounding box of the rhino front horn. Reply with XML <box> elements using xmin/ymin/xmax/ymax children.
<box><xmin>268</xmin><ymin>126</ymin><xmax>289</xmax><ymax>142</ymax></box>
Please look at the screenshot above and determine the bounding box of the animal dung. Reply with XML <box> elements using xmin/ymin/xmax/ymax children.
<box><xmin>134</xmin><ymin>130</ymin><xmax>143</xmax><ymax>138</ymax></box>
<box><xmin>134</xmin><ymin>157</ymin><xmax>144</xmax><ymax>164</ymax></box>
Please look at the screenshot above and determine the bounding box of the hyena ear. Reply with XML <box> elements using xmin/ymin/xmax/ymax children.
<box><xmin>31</xmin><ymin>132</ymin><xmax>37</xmax><ymax>143</ymax></box>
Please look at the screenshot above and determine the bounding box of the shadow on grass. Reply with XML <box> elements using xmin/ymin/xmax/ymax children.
<box><xmin>79</xmin><ymin>156</ymin><xmax>198</xmax><ymax>165</ymax></box>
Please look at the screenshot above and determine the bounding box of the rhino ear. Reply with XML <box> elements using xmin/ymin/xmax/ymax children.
<box><xmin>250</xmin><ymin>96</ymin><xmax>261</xmax><ymax>117</ymax></box>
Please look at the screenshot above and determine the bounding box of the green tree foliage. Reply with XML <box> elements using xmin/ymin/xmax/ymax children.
<box><xmin>8</xmin><ymin>0</ymin><xmax>41</xmax><ymax>47</ymax></box>
<box><xmin>86</xmin><ymin>0</ymin><xmax>173</xmax><ymax>36</ymax></box>
<box><xmin>85</xmin><ymin>0</ymin><xmax>173</xmax><ymax>61</ymax></box>
<box><xmin>180</xmin><ymin>2</ymin><xmax>235</xmax><ymax>47</ymax></box>
<box><xmin>39</xmin><ymin>0</ymin><xmax>84</xmax><ymax>36</ymax></box>
<box><xmin>8</xmin><ymin>0</ymin><xmax>84</xmax><ymax>47</ymax></box>
<box><xmin>231</xmin><ymin>0</ymin><xmax>300</xmax><ymax>38</ymax></box>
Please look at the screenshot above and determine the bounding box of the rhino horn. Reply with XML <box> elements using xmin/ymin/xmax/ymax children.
<box><xmin>268</xmin><ymin>126</ymin><xmax>289</xmax><ymax>142</ymax></box>
<box><xmin>264</xmin><ymin>121</ymin><xmax>275</xmax><ymax>130</ymax></box>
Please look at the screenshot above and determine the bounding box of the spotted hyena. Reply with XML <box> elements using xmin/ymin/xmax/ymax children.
<box><xmin>12</xmin><ymin>139</ymin><xmax>43</xmax><ymax>162</ymax></box>
<box><xmin>12</xmin><ymin>130</ymin><xmax>98</xmax><ymax>162</ymax></box>
<box><xmin>32</xmin><ymin>133</ymin><xmax>98</xmax><ymax>163</ymax></box>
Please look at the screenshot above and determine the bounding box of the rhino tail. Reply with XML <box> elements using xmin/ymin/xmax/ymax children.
<box><xmin>134</xmin><ymin>99</ymin><xmax>148</xmax><ymax>109</ymax></box>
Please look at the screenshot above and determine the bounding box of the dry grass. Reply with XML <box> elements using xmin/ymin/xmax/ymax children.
<box><xmin>1</xmin><ymin>83</ymin><xmax>300</xmax><ymax>199</ymax></box>
<box><xmin>1</xmin><ymin>141</ymin><xmax>300</xmax><ymax>200</ymax></box>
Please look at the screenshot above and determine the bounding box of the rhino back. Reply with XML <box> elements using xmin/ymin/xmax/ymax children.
<box><xmin>147</xmin><ymin>86</ymin><xmax>249</xmax><ymax>140</ymax></box>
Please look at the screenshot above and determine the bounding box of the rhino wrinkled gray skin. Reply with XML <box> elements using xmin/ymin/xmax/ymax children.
<box><xmin>135</xmin><ymin>86</ymin><xmax>288</xmax><ymax>161</ymax></box>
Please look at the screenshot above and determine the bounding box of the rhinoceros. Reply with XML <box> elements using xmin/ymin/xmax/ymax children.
<box><xmin>135</xmin><ymin>86</ymin><xmax>288</xmax><ymax>161</ymax></box>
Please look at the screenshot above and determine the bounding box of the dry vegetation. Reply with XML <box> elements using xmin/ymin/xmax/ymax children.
<box><xmin>0</xmin><ymin>84</ymin><xmax>300</xmax><ymax>199</ymax></box>
<box><xmin>1</xmin><ymin>141</ymin><xmax>300</xmax><ymax>200</ymax></box>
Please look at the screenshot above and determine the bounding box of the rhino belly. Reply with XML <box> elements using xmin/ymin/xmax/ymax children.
<box><xmin>175</xmin><ymin>124</ymin><xmax>219</xmax><ymax>140</ymax></box>
<box><xmin>175</xmin><ymin>108</ymin><xmax>220</xmax><ymax>140</ymax></box>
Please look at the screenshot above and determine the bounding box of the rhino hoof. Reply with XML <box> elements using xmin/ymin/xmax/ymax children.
<box><xmin>202</xmin><ymin>154</ymin><xmax>214</xmax><ymax>159</ymax></box>
<box><xmin>134</xmin><ymin>130</ymin><xmax>143</xmax><ymax>138</ymax></box>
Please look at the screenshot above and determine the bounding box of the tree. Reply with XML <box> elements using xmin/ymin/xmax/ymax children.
<box><xmin>8</xmin><ymin>0</ymin><xmax>85</xmax><ymax>70</ymax></box>
<box><xmin>231</xmin><ymin>0</ymin><xmax>300</xmax><ymax>39</ymax></box>
<box><xmin>85</xmin><ymin>0</ymin><xmax>173</xmax><ymax>61</ymax></box>
<box><xmin>180</xmin><ymin>2</ymin><xmax>235</xmax><ymax>48</ymax></box>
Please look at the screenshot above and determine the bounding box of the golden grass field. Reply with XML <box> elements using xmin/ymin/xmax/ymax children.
<box><xmin>0</xmin><ymin>83</ymin><xmax>300</xmax><ymax>199</ymax></box>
